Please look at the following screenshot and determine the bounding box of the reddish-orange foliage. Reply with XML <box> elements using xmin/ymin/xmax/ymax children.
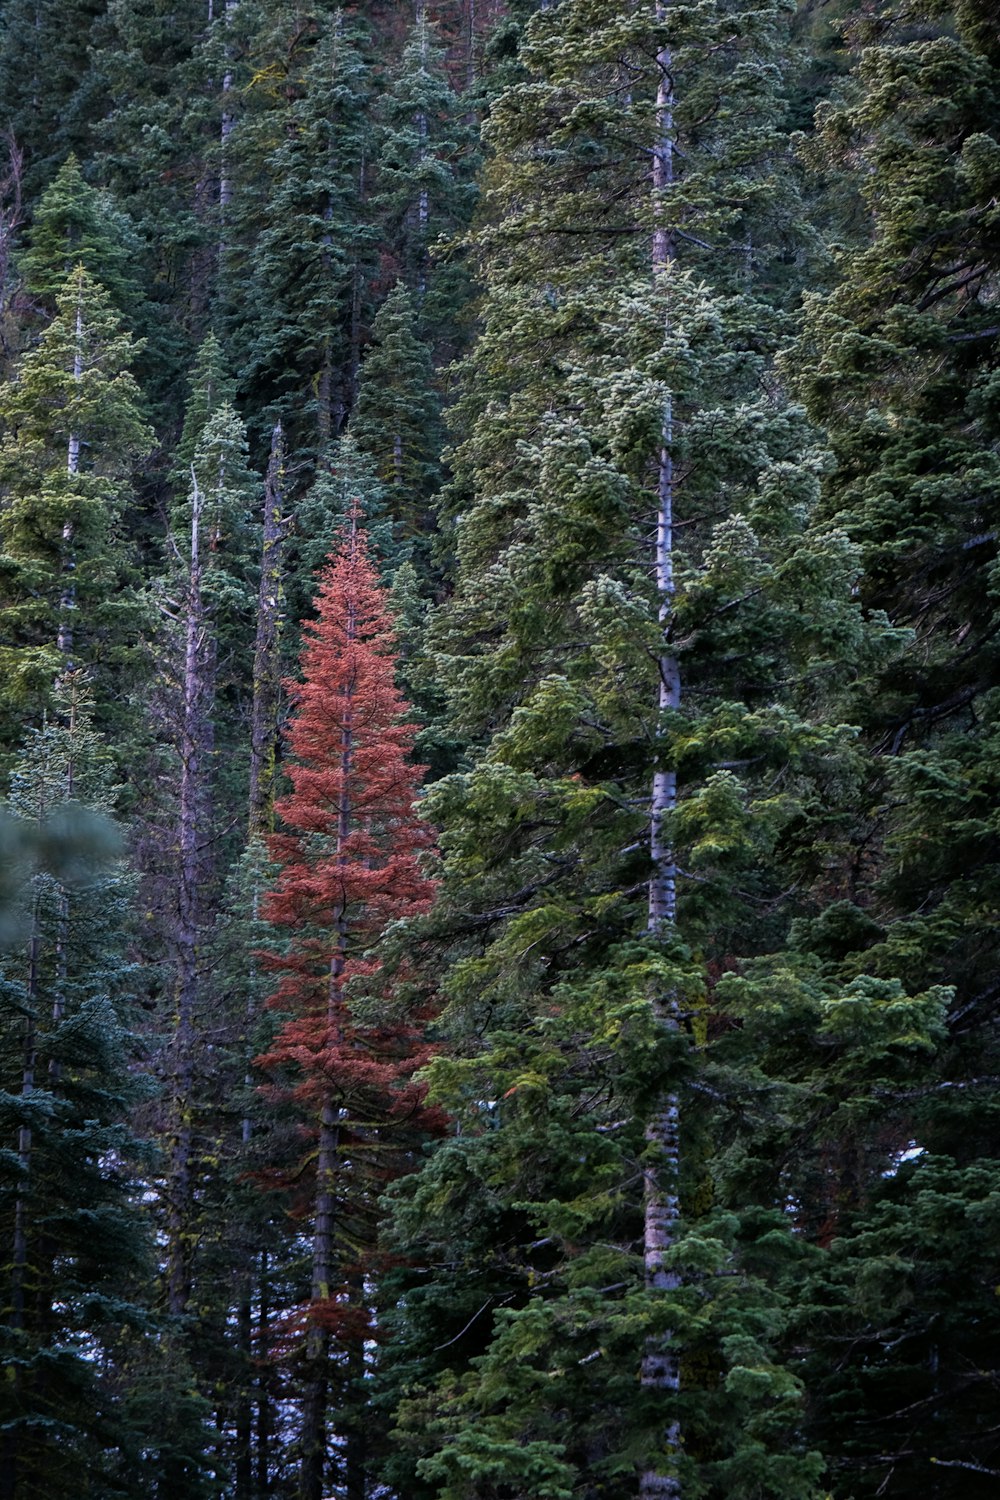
<box><xmin>257</xmin><ymin>514</ymin><xmax>440</xmax><ymax>1148</ymax></box>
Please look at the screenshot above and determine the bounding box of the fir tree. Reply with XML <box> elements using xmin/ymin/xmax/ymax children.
<box><xmin>148</xmin><ymin>395</ymin><xmax>257</xmax><ymax>1317</ymax></box>
<box><xmin>375</xmin><ymin>1</ymin><xmax>894</xmax><ymax>1495</ymax></box>
<box><xmin>19</xmin><ymin>155</ymin><xmax>145</xmax><ymax>322</ymax></box>
<box><xmin>0</xmin><ymin>679</ymin><xmax>157</xmax><ymax>1500</ymax></box>
<box><xmin>373</xmin><ymin>12</ymin><xmax>478</xmax><ymax>341</ymax></box>
<box><xmin>0</xmin><ymin>0</ymin><xmax>108</xmax><ymax>200</ymax></box>
<box><xmin>221</xmin><ymin>4</ymin><xmax>374</xmax><ymax>456</ymax></box>
<box><xmin>349</xmin><ymin>282</ymin><xmax>442</xmax><ymax>559</ymax></box>
<box><xmin>0</xmin><ymin>263</ymin><xmax>153</xmax><ymax>752</ymax></box>
<box><xmin>257</xmin><ymin>515</ymin><xmax>439</xmax><ymax>1500</ymax></box>
<box><xmin>787</xmin><ymin>2</ymin><xmax>1000</xmax><ymax>1492</ymax></box>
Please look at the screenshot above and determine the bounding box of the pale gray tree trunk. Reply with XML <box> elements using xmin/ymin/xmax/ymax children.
<box><xmin>416</xmin><ymin>10</ymin><xmax>430</xmax><ymax>299</ymax></box>
<box><xmin>58</xmin><ymin>302</ymin><xmax>83</xmax><ymax>665</ymax></box>
<box><xmin>348</xmin><ymin>152</ymin><xmax>367</xmax><ymax>412</ymax></box>
<box><xmin>219</xmin><ymin>0</ymin><xmax>237</xmax><ymax>216</ymax></box>
<box><xmin>1</xmin><ymin>897</ymin><xmax>41</xmax><ymax>1500</ymax></box>
<box><xmin>0</xmin><ymin>133</ymin><xmax>24</xmax><ymax>364</ymax></box>
<box><xmin>640</xmin><ymin>9</ymin><xmax>682</xmax><ymax>1499</ymax></box>
<box><xmin>166</xmin><ymin>471</ymin><xmax>214</xmax><ymax>1316</ymax></box>
<box><xmin>248</xmin><ymin>422</ymin><xmax>289</xmax><ymax>840</ymax></box>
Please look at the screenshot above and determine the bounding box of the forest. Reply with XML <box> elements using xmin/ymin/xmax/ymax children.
<box><xmin>0</xmin><ymin>0</ymin><xmax>998</xmax><ymax>1496</ymax></box>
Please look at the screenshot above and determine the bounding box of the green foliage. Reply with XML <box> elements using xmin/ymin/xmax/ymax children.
<box><xmin>373</xmin><ymin>14</ymin><xmax>479</xmax><ymax>344</ymax></box>
<box><xmin>0</xmin><ymin>264</ymin><xmax>153</xmax><ymax>748</ymax></box>
<box><xmin>0</xmin><ymin>688</ymin><xmax>179</xmax><ymax>1498</ymax></box>
<box><xmin>221</xmin><ymin>3</ymin><xmax>374</xmax><ymax>457</ymax></box>
<box><xmin>350</xmin><ymin>282</ymin><xmax>443</xmax><ymax>561</ymax></box>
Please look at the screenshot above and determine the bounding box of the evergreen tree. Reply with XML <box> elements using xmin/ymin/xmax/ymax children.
<box><xmin>148</xmin><ymin>395</ymin><xmax>257</xmax><ymax>1317</ymax></box>
<box><xmin>350</xmin><ymin>282</ymin><xmax>442</xmax><ymax>559</ymax></box>
<box><xmin>257</xmin><ymin>516</ymin><xmax>439</xmax><ymax>1500</ymax></box>
<box><xmin>0</xmin><ymin>680</ymin><xmax>155</xmax><ymax>1500</ymax></box>
<box><xmin>0</xmin><ymin>263</ymin><xmax>153</xmax><ymax>752</ymax></box>
<box><xmin>94</xmin><ymin>0</ymin><xmax>217</xmax><ymax>355</ymax></box>
<box><xmin>374</xmin><ymin>0</ymin><xmax>901</xmax><ymax>1495</ymax></box>
<box><xmin>0</xmin><ymin>0</ymin><xmax>108</xmax><ymax>200</ymax></box>
<box><xmin>19</xmin><ymin>155</ymin><xmax>145</xmax><ymax>322</ymax></box>
<box><xmin>373</xmin><ymin>12</ymin><xmax>478</xmax><ymax>342</ymax></box>
<box><xmin>786</xmin><ymin>2</ymin><xmax>1000</xmax><ymax>1492</ymax></box>
<box><xmin>221</xmin><ymin>3</ymin><xmax>374</xmax><ymax>456</ymax></box>
<box><xmin>173</xmin><ymin>330</ymin><xmax>239</xmax><ymax>485</ymax></box>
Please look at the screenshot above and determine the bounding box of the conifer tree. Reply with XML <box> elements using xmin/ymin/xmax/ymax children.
<box><xmin>0</xmin><ymin>263</ymin><xmax>153</xmax><ymax>752</ymax></box>
<box><xmin>350</xmin><ymin>282</ymin><xmax>442</xmax><ymax>557</ymax></box>
<box><xmin>150</xmin><ymin>396</ymin><xmax>257</xmax><ymax>1317</ymax></box>
<box><xmin>786</xmin><ymin>3</ymin><xmax>1000</xmax><ymax>1492</ymax></box>
<box><xmin>374</xmin><ymin>1</ymin><xmax>905</xmax><ymax>1496</ymax></box>
<box><xmin>373</xmin><ymin>12</ymin><xmax>478</xmax><ymax>340</ymax></box>
<box><xmin>0</xmin><ymin>680</ymin><xmax>156</xmax><ymax>1500</ymax></box>
<box><xmin>94</xmin><ymin>0</ymin><xmax>217</xmax><ymax>349</ymax></box>
<box><xmin>0</xmin><ymin>0</ymin><xmax>108</xmax><ymax>199</ymax></box>
<box><xmin>257</xmin><ymin>516</ymin><xmax>438</xmax><ymax>1500</ymax></box>
<box><xmin>222</xmin><ymin>4</ymin><xmax>374</xmax><ymax>454</ymax></box>
<box><xmin>19</xmin><ymin>155</ymin><xmax>145</xmax><ymax>322</ymax></box>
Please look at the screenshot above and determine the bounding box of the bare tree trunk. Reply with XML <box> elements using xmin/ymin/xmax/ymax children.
<box><xmin>348</xmin><ymin>153</ymin><xmax>366</xmax><ymax>416</ymax></box>
<box><xmin>415</xmin><ymin>8</ymin><xmax>429</xmax><ymax>301</ymax></box>
<box><xmin>0</xmin><ymin>132</ymin><xmax>25</xmax><ymax>367</ymax></box>
<box><xmin>235</xmin><ymin>1267</ymin><xmax>253</xmax><ymax>1500</ymax></box>
<box><xmin>300</xmin><ymin>577</ymin><xmax>356</xmax><ymax>1500</ymax></box>
<box><xmin>640</xmin><ymin>10</ymin><xmax>682</xmax><ymax>1499</ymax></box>
<box><xmin>58</xmin><ymin>302</ymin><xmax>83</xmax><ymax>666</ymax></box>
<box><xmin>219</xmin><ymin>1</ymin><xmax>237</xmax><ymax>218</ymax></box>
<box><xmin>166</xmin><ymin>473</ymin><xmax>214</xmax><ymax>1317</ymax></box>
<box><xmin>257</xmin><ymin>1248</ymin><xmax>274</xmax><ymax>1495</ymax></box>
<box><xmin>248</xmin><ymin>423</ymin><xmax>289</xmax><ymax>841</ymax></box>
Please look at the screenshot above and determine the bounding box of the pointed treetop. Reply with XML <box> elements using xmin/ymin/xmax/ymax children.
<box><xmin>21</xmin><ymin>155</ymin><xmax>145</xmax><ymax>317</ymax></box>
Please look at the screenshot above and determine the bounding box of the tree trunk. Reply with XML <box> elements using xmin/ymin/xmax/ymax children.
<box><xmin>248</xmin><ymin>423</ymin><xmax>288</xmax><ymax>841</ymax></box>
<box><xmin>300</xmin><ymin>579</ymin><xmax>356</xmax><ymax>1500</ymax></box>
<box><xmin>348</xmin><ymin>154</ymin><xmax>366</xmax><ymax>415</ymax></box>
<box><xmin>219</xmin><ymin>1</ymin><xmax>237</xmax><ymax>218</ymax></box>
<box><xmin>58</xmin><ymin>302</ymin><xmax>83</xmax><ymax>666</ymax></box>
<box><xmin>640</xmin><ymin>10</ymin><xmax>681</xmax><ymax>1499</ymax></box>
<box><xmin>166</xmin><ymin>472</ymin><xmax>213</xmax><ymax>1317</ymax></box>
<box><xmin>257</xmin><ymin>1248</ymin><xmax>274</xmax><ymax>1495</ymax></box>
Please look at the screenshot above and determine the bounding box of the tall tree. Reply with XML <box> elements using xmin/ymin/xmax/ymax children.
<box><xmin>375</xmin><ymin>0</ymin><xmax>902</xmax><ymax>1495</ymax></box>
<box><xmin>0</xmin><ymin>0</ymin><xmax>108</xmax><ymax>199</ymax></box>
<box><xmin>373</xmin><ymin>11</ymin><xmax>478</xmax><ymax>343</ymax></box>
<box><xmin>150</xmin><ymin>395</ymin><xmax>257</xmax><ymax>1317</ymax></box>
<box><xmin>349</xmin><ymin>282</ymin><xmax>442</xmax><ymax>558</ymax></box>
<box><xmin>19</xmin><ymin>154</ymin><xmax>145</xmax><ymax>323</ymax></box>
<box><xmin>787</xmin><ymin>2</ymin><xmax>1000</xmax><ymax>1493</ymax></box>
<box><xmin>0</xmin><ymin>681</ymin><xmax>154</xmax><ymax>1500</ymax></box>
<box><xmin>221</xmin><ymin>3</ymin><xmax>374</xmax><ymax>456</ymax></box>
<box><xmin>0</xmin><ymin>263</ymin><xmax>152</xmax><ymax>755</ymax></box>
<box><xmin>257</xmin><ymin>515</ymin><xmax>439</xmax><ymax>1500</ymax></box>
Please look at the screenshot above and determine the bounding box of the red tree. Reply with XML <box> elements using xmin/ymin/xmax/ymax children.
<box><xmin>256</xmin><ymin>515</ymin><xmax>438</xmax><ymax>1500</ymax></box>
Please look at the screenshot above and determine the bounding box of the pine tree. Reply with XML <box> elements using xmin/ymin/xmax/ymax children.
<box><xmin>0</xmin><ymin>263</ymin><xmax>153</xmax><ymax>753</ymax></box>
<box><xmin>373</xmin><ymin>11</ymin><xmax>478</xmax><ymax>342</ymax></box>
<box><xmin>221</xmin><ymin>4</ymin><xmax>374</xmax><ymax>456</ymax></box>
<box><xmin>19</xmin><ymin>155</ymin><xmax>145</xmax><ymax>322</ymax></box>
<box><xmin>0</xmin><ymin>679</ymin><xmax>157</xmax><ymax>1500</ymax></box>
<box><xmin>374</xmin><ymin>1</ymin><xmax>899</xmax><ymax>1495</ymax></box>
<box><xmin>256</xmin><ymin>515</ymin><xmax>439</xmax><ymax>1500</ymax></box>
<box><xmin>785</xmin><ymin>3</ymin><xmax>1000</xmax><ymax>1492</ymax></box>
<box><xmin>349</xmin><ymin>282</ymin><xmax>442</xmax><ymax>558</ymax></box>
